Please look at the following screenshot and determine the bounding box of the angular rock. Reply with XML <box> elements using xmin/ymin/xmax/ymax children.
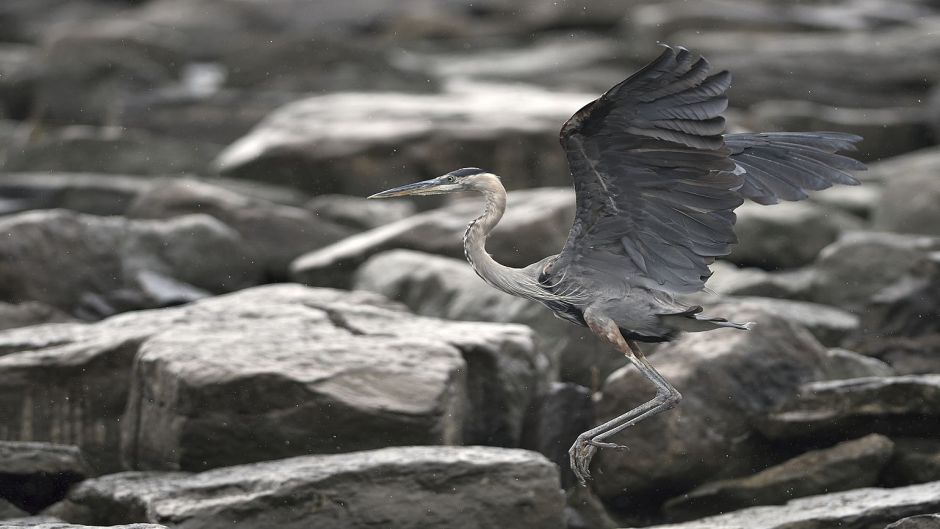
<box><xmin>1</xmin><ymin>126</ymin><xmax>222</xmax><ymax>176</ymax></box>
<box><xmin>883</xmin><ymin>438</ymin><xmax>940</xmax><ymax>487</ymax></box>
<box><xmin>811</xmin><ymin>182</ymin><xmax>881</xmax><ymax>220</ymax></box>
<box><xmin>50</xmin><ymin>447</ymin><xmax>564</xmax><ymax>529</ymax></box>
<box><xmin>759</xmin><ymin>375</ymin><xmax>940</xmax><ymax>442</ymax></box>
<box><xmin>0</xmin><ymin>210</ymin><xmax>262</xmax><ymax>317</ymax></box>
<box><xmin>875</xmin><ymin>164</ymin><xmax>940</xmax><ymax>236</ymax></box>
<box><xmin>293</xmin><ymin>188</ymin><xmax>575</xmax><ymax>289</ymax></box>
<box><xmin>632</xmin><ymin>480</ymin><xmax>940</xmax><ymax>529</ymax></box>
<box><xmin>523</xmin><ymin>383</ymin><xmax>594</xmax><ymax>489</ymax></box>
<box><xmin>306</xmin><ymin>194</ymin><xmax>416</xmax><ymax>231</ymax></box>
<box><xmin>0</xmin><ymin>498</ymin><xmax>27</xmax><ymax>519</ymax></box>
<box><xmin>821</xmin><ymin>348</ymin><xmax>894</xmax><ymax>380</ymax></box>
<box><xmin>0</xmin><ymin>285</ymin><xmax>545</xmax><ymax>472</ymax></box>
<box><xmin>0</xmin><ymin>302</ymin><xmax>74</xmax><ymax>331</ymax></box>
<box><xmin>748</xmin><ymin>101</ymin><xmax>931</xmax><ymax>162</ymax></box>
<box><xmin>126</xmin><ymin>179</ymin><xmax>354</xmax><ymax>279</ymax></box>
<box><xmin>703</xmin><ymin>262</ymin><xmax>813</xmax><ymax>300</ymax></box>
<box><xmin>855</xmin><ymin>335</ymin><xmax>940</xmax><ymax>376</ymax></box>
<box><xmin>215</xmin><ymin>84</ymin><xmax>590</xmax><ymax>193</ymax></box>
<box><xmin>663</xmin><ymin>434</ymin><xmax>894</xmax><ymax>521</ymax></box>
<box><xmin>353</xmin><ymin>249</ymin><xmax>625</xmax><ymax>385</ymax></box>
<box><xmin>720</xmin><ymin>296</ymin><xmax>859</xmax><ymax>347</ymax></box>
<box><xmin>728</xmin><ymin>201</ymin><xmax>859</xmax><ymax>270</ymax></box>
<box><xmin>863</xmin><ymin>145</ymin><xmax>940</xmax><ymax>184</ymax></box>
<box><xmin>593</xmin><ymin>304</ymin><xmax>830</xmax><ymax>503</ymax></box>
<box><xmin>0</xmin><ymin>44</ymin><xmax>39</xmax><ymax>121</ymax></box>
<box><xmin>887</xmin><ymin>515</ymin><xmax>940</xmax><ymax>529</ymax></box>
<box><xmin>0</xmin><ymin>442</ymin><xmax>90</xmax><ymax>514</ymax></box>
<box><xmin>0</xmin><ymin>173</ymin><xmax>155</xmax><ymax>216</ymax></box>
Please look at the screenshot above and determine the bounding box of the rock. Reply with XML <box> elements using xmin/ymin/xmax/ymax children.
<box><xmin>875</xmin><ymin>164</ymin><xmax>940</xmax><ymax>236</ymax></box>
<box><xmin>720</xmin><ymin>296</ymin><xmax>859</xmax><ymax>347</ymax></box>
<box><xmin>592</xmin><ymin>304</ymin><xmax>830</xmax><ymax>503</ymax></box>
<box><xmin>306</xmin><ymin>194</ymin><xmax>416</xmax><ymax>231</ymax></box>
<box><xmin>0</xmin><ymin>285</ymin><xmax>545</xmax><ymax>472</ymax></box>
<box><xmin>631</xmin><ymin>480</ymin><xmax>940</xmax><ymax>529</ymax></box>
<box><xmin>811</xmin><ymin>182</ymin><xmax>880</xmax><ymax>220</ymax></box>
<box><xmin>662</xmin><ymin>434</ymin><xmax>895</xmax><ymax>521</ymax></box>
<box><xmin>50</xmin><ymin>447</ymin><xmax>564</xmax><ymax>529</ymax></box>
<box><xmin>728</xmin><ymin>201</ymin><xmax>860</xmax><ymax>270</ymax></box>
<box><xmin>803</xmin><ymin>231</ymin><xmax>940</xmax><ymax>312</ymax></box>
<box><xmin>215</xmin><ymin>83</ymin><xmax>590</xmax><ymax>193</ymax></box>
<box><xmin>864</xmin><ymin>145</ymin><xmax>940</xmax><ymax>184</ymax></box>
<box><xmin>565</xmin><ymin>486</ymin><xmax>618</xmax><ymax>529</ymax></box>
<box><xmin>1</xmin><ymin>524</ymin><xmax>165</xmax><ymax>529</ymax></box>
<box><xmin>0</xmin><ymin>498</ymin><xmax>27</xmax><ymax>519</ymax></box>
<box><xmin>523</xmin><ymin>383</ymin><xmax>594</xmax><ymax>489</ymax></box>
<box><xmin>888</xmin><ymin>515</ymin><xmax>940</xmax><ymax>529</ymax></box>
<box><xmin>0</xmin><ymin>0</ymin><xmax>116</xmax><ymax>44</ymax></box>
<box><xmin>821</xmin><ymin>348</ymin><xmax>894</xmax><ymax>380</ymax></box>
<box><xmin>855</xmin><ymin>335</ymin><xmax>940</xmax><ymax>376</ymax></box>
<box><xmin>883</xmin><ymin>438</ymin><xmax>940</xmax><ymax>487</ymax></box>
<box><xmin>1</xmin><ymin>126</ymin><xmax>222</xmax><ymax>176</ymax></box>
<box><xmin>0</xmin><ymin>45</ymin><xmax>38</xmax><ymax>121</ymax></box>
<box><xmin>0</xmin><ymin>173</ymin><xmax>155</xmax><ymax>216</ymax></box>
<box><xmin>0</xmin><ymin>302</ymin><xmax>74</xmax><ymax>331</ymax></box>
<box><xmin>747</xmin><ymin>101</ymin><xmax>931</xmax><ymax>162</ymax></box>
<box><xmin>353</xmin><ymin>249</ymin><xmax>625</xmax><ymax>385</ymax></box>
<box><xmin>703</xmin><ymin>262</ymin><xmax>813</xmax><ymax>300</ymax></box>
<box><xmin>759</xmin><ymin>375</ymin><xmax>940</xmax><ymax>442</ymax></box>
<box><xmin>293</xmin><ymin>188</ymin><xmax>575</xmax><ymax>289</ymax></box>
<box><xmin>0</xmin><ymin>442</ymin><xmax>90</xmax><ymax>514</ymax></box>
<box><xmin>0</xmin><ymin>209</ymin><xmax>262</xmax><ymax>317</ymax></box>
<box><xmin>126</xmin><ymin>179</ymin><xmax>354</xmax><ymax>279</ymax></box>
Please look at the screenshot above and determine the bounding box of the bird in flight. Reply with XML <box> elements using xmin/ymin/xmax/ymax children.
<box><xmin>369</xmin><ymin>45</ymin><xmax>865</xmax><ymax>484</ymax></box>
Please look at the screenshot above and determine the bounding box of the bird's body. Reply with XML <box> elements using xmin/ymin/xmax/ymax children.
<box><xmin>369</xmin><ymin>45</ymin><xmax>865</xmax><ymax>484</ymax></box>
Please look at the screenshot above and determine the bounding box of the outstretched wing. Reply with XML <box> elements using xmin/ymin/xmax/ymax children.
<box><xmin>552</xmin><ymin>45</ymin><xmax>741</xmax><ymax>295</ymax></box>
<box><xmin>727</xmin><ymin>132</ymin><xmax>865</xmax><ymax>204</ymax></box>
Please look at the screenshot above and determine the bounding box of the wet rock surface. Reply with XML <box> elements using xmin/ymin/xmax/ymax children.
<box><xmin>49</xmin><ymin>447</ymin><xmax>564</xmax><ymax>529</ymax></box>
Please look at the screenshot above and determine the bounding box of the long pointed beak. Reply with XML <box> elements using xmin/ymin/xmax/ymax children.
<box><xmin>368</xmin><ymin>178</ymin><xmax>446</xmax><ymax>199</ymax></box>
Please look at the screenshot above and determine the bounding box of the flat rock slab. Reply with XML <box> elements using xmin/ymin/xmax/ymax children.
<box><xmin>663</xmin><ymin>434</ymin><xmax>895</xmax><ymax>521</ymax></box>
<box><xmin>631</xmin><ymin>480</ymin><xmax>940</xmax><ymax>529</ymax></box>
<box><xmin>759</xmin><ymin>375</ymin><xmax>940</xmax><ymax>442</ymax></box>
<box><xmin>50</xmin><ymin>447</ymin><xmax>564</xmax><ymax>529</ymax></box>
<box><xmin>0</xmin><ymin>285</ymin><xmax>544</xmax><ymax>472</ymax></box>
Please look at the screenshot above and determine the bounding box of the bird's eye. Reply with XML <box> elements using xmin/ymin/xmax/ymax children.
<box><xmin>447</xmin><ymin>176</ymin><xmax>457</xmax><ymax>183</ymax></box>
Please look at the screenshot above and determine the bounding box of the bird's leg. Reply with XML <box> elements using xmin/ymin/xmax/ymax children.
<box><xmin>569</xmin><ymin>312</ymin><xmax>682</xmax><ymax>485</ymax></box>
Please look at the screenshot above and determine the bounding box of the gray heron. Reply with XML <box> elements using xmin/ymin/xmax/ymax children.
<box><xmin>369</xmin><ymin>45</ymin><xmax>865</xmax><ymax>484</ymax></box>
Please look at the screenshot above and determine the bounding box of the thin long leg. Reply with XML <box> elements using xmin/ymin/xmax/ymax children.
<box><xmin>568</xmin><ymin>311</ymin><xmax>682</xmax><ymax>485</ymax></box>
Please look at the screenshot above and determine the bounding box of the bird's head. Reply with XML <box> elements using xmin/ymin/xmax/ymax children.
<box><xmin>368</xmin><ymin>168</ymin><xmax>497</xmax><ymax>198</ymax></box>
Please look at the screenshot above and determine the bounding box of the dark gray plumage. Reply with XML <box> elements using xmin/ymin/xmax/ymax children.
<box><xmin>369</xmin><ymin>45</ymin><xmax>865</xmax><ymax>484</ymax></box>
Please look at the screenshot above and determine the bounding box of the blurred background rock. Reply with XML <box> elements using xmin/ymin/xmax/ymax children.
<box><xmin>0</xmin><ymin>1</ymin><xmax>939</xmax><ymax>528</ymax></box>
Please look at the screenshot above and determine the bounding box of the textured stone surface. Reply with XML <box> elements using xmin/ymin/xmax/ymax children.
<box><xmin>0</xmin><ymin>302</ymin><xmax>74</xmax><ymax>331</ymax></box>
<box><xmin>633</xmin><ymin>481</ymin><xmax>940</xmax><ymax>529</ymax></box>
<box><xmin>887</xmin><ymin>514</ymin><xmax>940</xmax><ymax>529</ymax></box>
<box><xmin>592</xmin><ymin>304</ymin><xmax>830</xmax><ymax>503</ymax></box>
<box><xmin>759</xmin><ymin>375</ymin><xmax>940</xmax><ymax>442</ymax></box>
<box><xmin>353</xmin><ymin>249</ymin><xmax>625</xmax><ymax>385</ymax></box>
<box><xmin>0</xmin><ymin>209</ymin><xmax>262</xmax><ymax>317</ymax></box>
<box><xmin>663</xmin><ymin>434</ymin><xmax>895</xmax><ymax>521</ymax></box>
<box><xmin>292</xmin><ymin>188</ymin><xmax>574</xmax><ymax>288</ymax></box>
<box><xmin>0</xmin><ymin>442</ymin><xmax>90</xmax><ymax>514</ymax></box>
<box><xmin>50</xmin><ymin>447</ymin><xmax>564</xmax><ymax>529</ymax></box>
<box><xmin>821</xmin><ymin>348</ymin><xmax>894</xmax><ymax>380</ymax></box>
<box><xmin>883</xmin><ymin>438</ymin><xmax>940</xmax><ymax>487</ymax></box>
<box><xmin>718</xmin><ymin>296</ymin><xmax>859</xmax><ymax>347</ymax></box>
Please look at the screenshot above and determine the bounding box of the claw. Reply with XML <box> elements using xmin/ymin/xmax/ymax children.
<box><xmin>588</xmin><ymin>440</ymin><xmax>628</xmax><ymax>451</ymax></box>
<box><xmin>568</xmin><ymin>436</ymin><xmax>598</xmax><ymax>485</ymax></box>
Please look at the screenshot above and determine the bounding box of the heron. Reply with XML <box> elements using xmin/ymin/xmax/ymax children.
<box><xmin>368</xmin><ymin>45</ymin><xmax>865</xmax><ymax>484</ymax></box>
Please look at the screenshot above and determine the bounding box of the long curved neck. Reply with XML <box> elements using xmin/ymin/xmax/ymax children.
<box><xmin>463</xmin><ymin>177</ymin><xmax>533</xmax><ymax>298</ymax></box>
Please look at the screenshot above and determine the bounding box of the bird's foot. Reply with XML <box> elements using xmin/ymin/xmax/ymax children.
<box><xmin>588</xmin><ymin>439</ymin><xmax>628</xmax><ymax>451</ymax></box>
<box><xmin>568</xmin><ymin>435</ymin><xmax>598</xmax><ymax>485</ymax></box>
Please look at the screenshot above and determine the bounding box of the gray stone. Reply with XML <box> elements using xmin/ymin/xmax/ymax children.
<box><xmin>855</xmin><ymin>335</ymin><xmax>940</xmax><ymax>376</ymax></box>
<box><xmin>883</xmin><ymin>438</ymin><xmax>940</xmax><ymax>488</ymax></box>
<box><xmin>215</xmin><ymin>85</ymin><xmax>590</xmax><ymax>193</ymax></box>
<box><xmin>703</xmin><ymin>262</ymin><xmax>813</xmax><ymax>300</ymax></box>
<box><xmin>292</xmin><ymin>188</ymin><xmax>575</xmax><ymax>288</ymax></box>
<box><xmin>0</xmin><ymin>45</ymin><xmax>38</xmax><ymax>121</ymax></box>
<box><xmin>875</xmin><ymin>164</ymin><xmax>940</xmax><ymax>236</ymax></box>
<box><xmin>1</xmin><ymin>524</ymin><xmax>165</xmax><ymax>529</ymax></box>
<box><xmin>759</xmin><ymin>375</ymin><xmax>940</xmax><ymax>442</ymax></box>
<box><xmin>864</xmin><ymin>145</ymin><xmax>940</xmax><ymax>184</ymax></box>
<box><xmin>721</xmin><ymin>296</ymin><xmax>859</xmax><ymax>347</ymax></box>
<box><xmin>0</xmin><ymin>442</ymin><xmax>90</xmax><ymax>514</ymax></box>
<box><xmin>593</xmin><ymin>304</ymin><xmax>830</xmax><ymax>502</ymax></box>
<box><xmin>0</xmin><ymin>498</ymin><xmax>27</xmax><ymax>520</ymax></box>
<box><xmin>821</xmin><ymin>348</ymin><xmax>894</xmax><ymax>380</ymax></box>
<box><xmin>353</xmin><ymin>249</ymin><xmax>625</xmax><ymax>385</ymax></box>
<box><xmin>126</xmin><ymin>179</ymin><xmax>354</xmax><ymax>279</ymax></box>
<box><xmin>748</xmin><ymin>101</ymin><xmax>931</xmax><ymax>162</ymax></box>
<box><xmin>523</xmin><ymin>383</ymin><xmax>594</xmax><ymax>489</ymax></box>
<box><xmin>887</xmin><ymin>515</ymin><xmax>940</xmax><ymax>529</ymax></box>
<box><xmin>306</xmin><ymin>194</ymin><xmax>416</xmax><ymax>231</ymax></box>
<box><xmin>0</xmin><ymin>173</ymin><xmax>155</xmax><ymax>216</ymax></box>
<box><xmin>811</xmin><ymin>182</ymin><xmax>880</xmax><ymax>220</ymax></box>
<box><xmin>631</xmin><ymin>481</ymin><xmax>940</xmax><ymax>529</ymax></box>
<box><xmin>0</xmin><ymin>209</ymin><xmax>262</xmax><ymax>317</ymax></box>
<box><xmin>663</xmin><ymin>434</ymin><xmax>895</xmax><ymax>521</ymax></box>
<box><xmin>0</xmin><ymin>303</ymin><xmax>74</xmax><ymax>332</ymax></box>
<box><xmin>50</xmin><ymin>447</ymin><xmax>564</xmax><ymax>529</ymax></box>
<box><xmin>728</xmin><ymin>201</ymin><xmax>860</xmax><ymax>270</ymax></box>
<box><xmin>0</xmin><ymin>126</ymin><xmax>222</xmax><ymax>176</ymax></box>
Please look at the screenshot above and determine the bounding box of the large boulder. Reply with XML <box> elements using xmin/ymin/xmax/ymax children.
<box><xmin>875</xmin><ymin>160</ymin><xmax>940</xmax><ymax>236</ymax></box>
<box><xmin>305</xmin><ymin>194</ymin><xmax>416</xmax><ymax>231</ymax></box>
<box><xmin>662</xmin><ymin>434</ymin><xmax>895</xmax><ymax>521</ymax></box>
<box><xmin>592</xmin><ymin>303</ymin><xmax>831</xmax><ymax>504</ymax></box>
<box><xmin>353</xmin><ymin>249</ymin><xmax>624</xmax><ymax>385</ymax></box>
<box><xmin>292</xmin><ymin>188</ymin><xmax>574</xmax><ymax>289</ymax></box>
<box><xmin>630</xmin><ymin>480</ymin><xmax>940</xmax><ymax>529</ymax></box>
<box><xmin>0</xmin><ymin>209</ymin><xmax>262</xmax><ymax>317</ymax></box>
<box><xmin>0</xmin><ymin>173</ymin><xmax>156</xmax><ymax>216</ymax></box>
<box><xmin>126</xmin><ymin>179</ymin><xmax>354</xmax><ymax>279</ymax></box>
<box><xmin>49</xmin><ymin>447</ymin><xmax>564</xmax><ymax>529</ymax></box>
<box><xmin>0</xmin><ymin>442</ymin><xmax>90</xmax><ymax>514</ymax></box>
<box><xmin>215</xmin><ymin>84</ymin><xmax>589</xmax><ymax>193</ymax></box>
<box><xmin>0</xmin><ymin>285</ymin><xmax>546</xmax><ymax>473</ymax></box>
